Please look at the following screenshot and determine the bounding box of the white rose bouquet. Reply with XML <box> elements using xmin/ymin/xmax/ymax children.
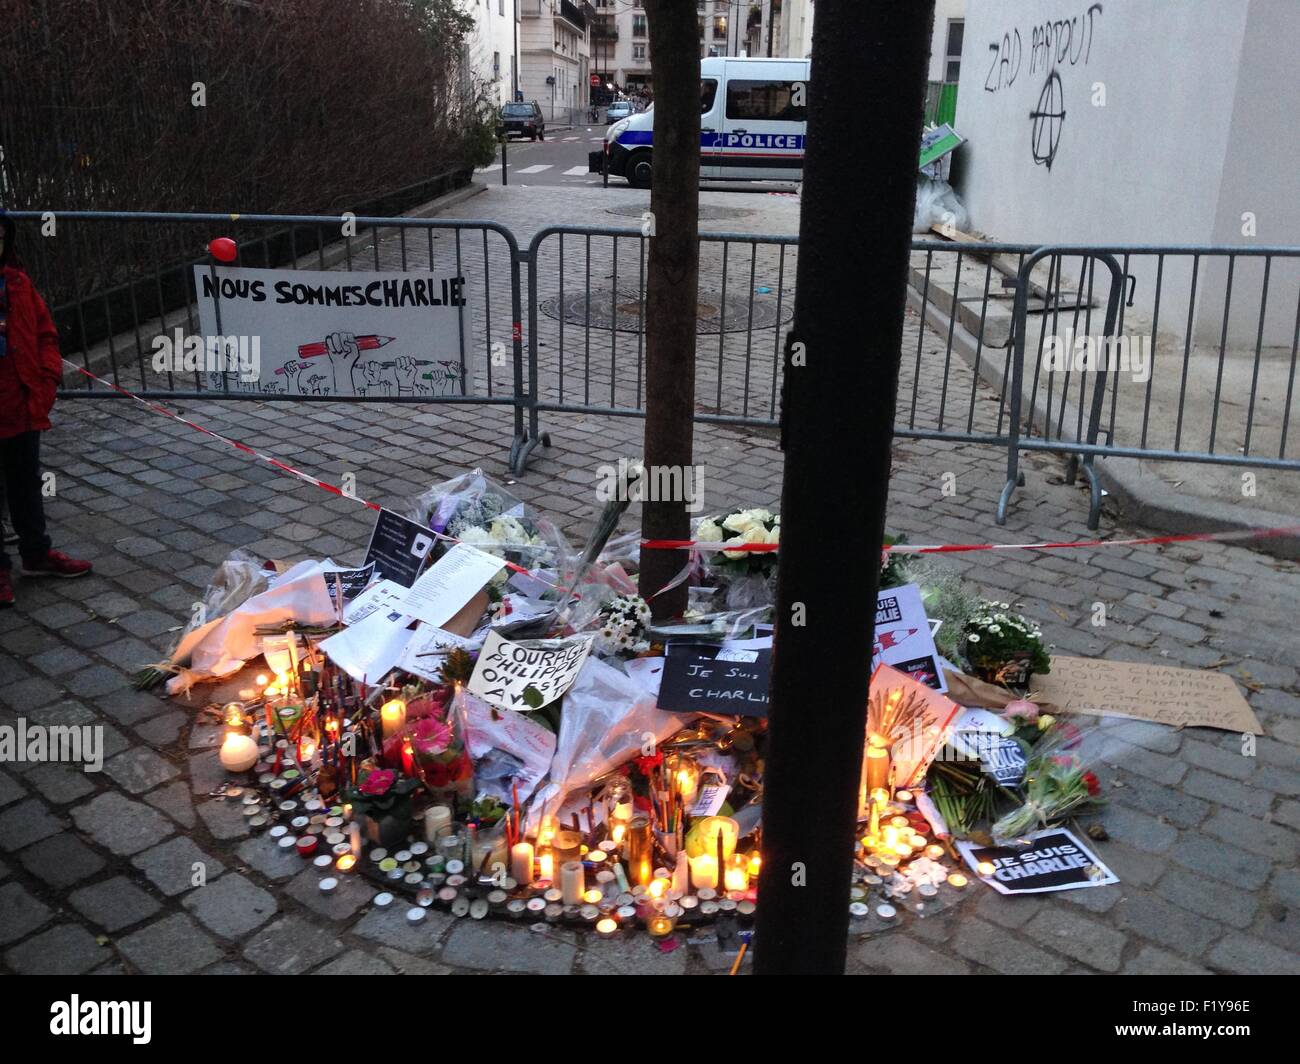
<box><xmin>697</xmin><ymin>507</ymin><xmax>780</xmax><ymax>576</ymax></box>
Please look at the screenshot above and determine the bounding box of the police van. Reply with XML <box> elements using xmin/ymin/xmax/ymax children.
<box><xmin>589</xmin><ymin>56</ymin><xmax>809</xmax><ymax>188</ymax></box>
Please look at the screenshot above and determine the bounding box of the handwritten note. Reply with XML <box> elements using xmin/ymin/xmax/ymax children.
<box><xmin>467</xmin><ymin>631</ymin><xmax>593</xmax><ymax>711</ymax></box>
<box><xmin>1033</xmin><ymin>656</ymin><xmax>1263</xmax><ymax>734</ymax></box>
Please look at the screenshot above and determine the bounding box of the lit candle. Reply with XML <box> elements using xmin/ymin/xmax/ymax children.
<box><xmin>865</xmin><ymin>734</ymin><xmax>890</xmax><ymax>793</ymax></box>
<box><xmin>977</xmin><ymin>861</ymin><xmax>996</xmax><ymax>876</ymax></box>
<box><xmin>627</xmin><ymin>815</ymin><xmax>654</xmax><ymax>887</ymax></box>
<box><xmin>747</xmin><ymin>852</ymin><xmax>761</xmax><ymax>880</ymax></box>
<box><xmin>560</xmin><ymin>860</ymin><xmax>585</xmax><ymax>905</ymax></box>
<box><xmin>666</xmin><ymin>752</ymin><xmax>699</xmax><ymax>803</ymax></box>
<box><xmin>336</xmin><ymin>853</ymin><xmax>357</xmax><ymax>873</ymax></box>
<box><xmin>948</xmin><ymin>872</ymin><xmax>969</xmax><ymax>888</ymax></box>
<box><xmin>693</xmin><ymin>816</ymin><xmax>739</xmax><ymax>861</ymax></box>
<box><xmin>511</xmin><ymin>841</ymin><xmax>535</xmax><ymax>887</ymax></box>
<box><xmin>380</xmin><ymin>698</ymin><xmax>406</xmax><ymax>739</ymax></box>
<box><xmin>596</xmin><ymin>917</ymin><xmax>618</xmax><ymax>938</ymax></box>
<box><xmin>648</xmin><ymin>877</ymin><xmax>669</xmax><ymax>900</ymax></box>
<box><xmin>724</xmin><ymin>854</ymin><xmax>749</xmax><ymax>893</ymax></box>
<box><xmin>220</xmin><ymin>731</ymin><xmax>259</xmax><ymax>773</ymax></box>
<box><xmin>646</xmin><ymin>914</ymin><xmax>675</xmax><ymax>939</ymax></box>
<box><xmin>689</xmin><ymin>854</ymin><xmax>719</xmax><ymax>891</ymax></box>
<box><xmin>538</xmin><ymin>848</ymin><xmax>555</xmax><ymax>882</ymax></box>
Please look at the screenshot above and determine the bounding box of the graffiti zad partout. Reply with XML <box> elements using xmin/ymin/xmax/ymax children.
<box><xmin>983</xmin><ymin>3</ymin><xmax>1104</xmax><ymax>171</ymax></box>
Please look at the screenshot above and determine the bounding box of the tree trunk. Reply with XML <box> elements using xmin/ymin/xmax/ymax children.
<box><xmin>638</xmin><ymin>0</ymin><xmax>700</xmax><ymax>620</ymax></box>
<box><xmin>754</xmin><ymin>0</ymin><xmax>935</xmax><ymax>975</ymax></box>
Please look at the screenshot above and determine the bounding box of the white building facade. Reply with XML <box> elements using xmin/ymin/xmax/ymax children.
<box><xmin>461</xmin><ymin>0</ymin><xmax>519</xmax><ymax>107</ymax></box>
<box><xmin>518</xmin><ymin>0</ymin><xmax>595</xmax><ymax>120</ymax></box>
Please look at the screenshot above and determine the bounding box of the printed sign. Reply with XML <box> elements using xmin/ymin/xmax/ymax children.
<box><xmin>398</xmin><ymin>543</ymin><xmax>504</xmax><ymax>627</ymax></box>
<box><xmin>873</xmin><ymin>583</ymin><xmax>946</xmax><ymax>692</ymax></box>
<box><xmin>949</xmin><ymin>707</ymin><xmax>1027</xmax><ymax>786</ymax></box>
<box><xmin>656</xmin><ymin>642</ymin><xmax>772</xmax><ymax>719</ymax></box>
<box><xmin>323</xmin><ymin>563</ymin><xmax>375</xmax><ymax>605</ymax></box>
<box><xmin>1033</xmin><ymin>656</ymin><xmax>1263</xmax><ymax>734</ymax></box>
<box><xmin>192</xmin><ymin>266</ymin><xmax>475</xmax><ymax>398</ymax></box>
<box><xmin>957</xmin><ymin>827</ymin><xmax>1119</xmax><ymax>895</ymax></box>
<box><xmin>467</xmin><ymin>631</ymin><xmax>594</xmax><ymax>711</ymax></box>
<box><xmin>362</xmin><ymin>509</ymin><xmax>437</xmax><ymax>588</ymax></box>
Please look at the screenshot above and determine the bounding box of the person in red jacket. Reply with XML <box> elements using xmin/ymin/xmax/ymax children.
<box><xmin>0</xmin><ymin>213</ymin><xmax>92</xmax><ymax>607</ymax></box>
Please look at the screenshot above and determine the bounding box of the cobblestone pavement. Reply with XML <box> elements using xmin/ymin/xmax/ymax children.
<box><xmin>1</xmin><ymin>184</ymin><xmax>1297</xmax><ymax>975</ymax></box>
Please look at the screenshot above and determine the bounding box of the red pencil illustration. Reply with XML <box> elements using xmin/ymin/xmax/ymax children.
<box><xmin>295</xmin><ymin>335</ymin><xmax>396</xmax><ymax>358</ymax></box>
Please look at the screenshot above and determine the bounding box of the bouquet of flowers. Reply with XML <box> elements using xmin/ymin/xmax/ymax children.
<box><xmin>696</xmin><ymin>508</ymin><xmax>780</xmax><ymax>575</ymax></box>
<box><xmin>592</xmin><ymin>593</ymin><xmax>653</xmax><ymax>659</ymax></box>
<box><xmin>990</xmin><ymin>724</ymin><xmax>1101</xmax><ymax>842</ymax></box>
<box><xmin>962</xmin><ymin>602</ymin><xmax>1050</xmax><ymax>686</ymax></box>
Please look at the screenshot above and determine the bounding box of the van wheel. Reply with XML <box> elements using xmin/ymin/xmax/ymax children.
<box><xmin>627</xmin><ymin>151</ymin><xmax>653</xmax><ymax>189</ymax></box>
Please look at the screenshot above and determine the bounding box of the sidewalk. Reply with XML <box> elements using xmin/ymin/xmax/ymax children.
<box><xmin>0</xmin><ymin>183</ymin><xmax>1296</xmax><ymax>976</ymax></box>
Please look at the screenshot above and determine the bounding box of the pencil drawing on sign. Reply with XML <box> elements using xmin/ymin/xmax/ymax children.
<box><xmin>193</xmin><ymin>266</ymin><xmax>476</xmax><ymax>398</ymax></box>
<box><xmin>276</xmin><ymin>333</ymin><xmax>466</xmax><ymax>397</ymax></box>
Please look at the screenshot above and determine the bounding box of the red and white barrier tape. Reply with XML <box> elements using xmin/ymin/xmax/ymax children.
<box><xmin>643</xmin><ymin>526</ymin><xmax>1300</xmax><ymax>556</ymax></box>
<box><xmin>65</xmin><ymin>361</ymin><xmax>1298</xmax><ymax>565</ymax></box>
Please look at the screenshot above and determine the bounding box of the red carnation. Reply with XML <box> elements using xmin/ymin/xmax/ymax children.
<box><xmin>1083</xmin><ymin>771</ymin><xmax>1101</xmax><ymax>797</ymax></box>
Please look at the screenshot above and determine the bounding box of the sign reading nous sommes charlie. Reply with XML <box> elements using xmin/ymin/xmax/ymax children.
<box><xmin>192</xmin><ymin>266</ymin><xmax>477</xmax><ymax>398</ymax></box>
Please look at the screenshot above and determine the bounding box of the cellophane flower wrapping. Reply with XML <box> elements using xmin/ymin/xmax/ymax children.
<box><xmin>991</xmin><ymin>721</ymin><xmax>1100</xmax><ymax>843</ymax></box>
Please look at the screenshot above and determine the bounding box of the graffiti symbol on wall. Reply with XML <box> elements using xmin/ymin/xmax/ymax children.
<box><xmin>1029</xmin><ymin>71</ymin><xmax>1066</xmax><ymax>170</ymax></box>
<box><xmin>984</xmin><ymin>3</ymin><xmax>1102</xmax><ymax>171</ymax></box>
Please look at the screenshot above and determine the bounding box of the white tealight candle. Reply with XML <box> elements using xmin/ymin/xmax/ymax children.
<box><xmin>689</xmin><ymin>854</ymin><xmax>719</xmax><ymax>891</ymax></box>
<box><xmin>219</xmin><ymin>732</ymin><xmax>259</xmax><ymax>773</ymax></box>
<box><xmin>511</xmin><ymin>842</ymin><xmax>535</xmax><ymax>887</ymax></box>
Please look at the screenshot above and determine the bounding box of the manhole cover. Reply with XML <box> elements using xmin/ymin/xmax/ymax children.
<box><xmin>540</xmin><ymin>288</ymin><xmax>793</xmax><ymax>335</ymax></box>
<box><xmin>604</xmin><ymin>203</ymin><xmax>755</xmax><ymax>221</ymax></box>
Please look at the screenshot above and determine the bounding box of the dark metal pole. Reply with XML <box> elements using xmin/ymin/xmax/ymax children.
<box><xmin>501</xmin><ymin>135</ymin><xmax>508</xmax><ymax>186</ymax></box>
<box><xmin>753</xmin><ymin>0</ymin><xmax>934</xmax><ymax>976</ymax></box>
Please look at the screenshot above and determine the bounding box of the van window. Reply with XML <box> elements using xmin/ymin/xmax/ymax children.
<box><xmin>725</xmin><ymin>79</ymin><xmax>806</xmax><ymax>122</ymax></box>
<box><xmin>701</xmin><ymin>78</ymin><xmax>718</xmax><ymax>113</ymax></box>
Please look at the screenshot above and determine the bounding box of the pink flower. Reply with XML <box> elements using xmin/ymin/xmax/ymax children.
<box><xmin>1002</xmin><ymin>699</ymin><xmax>1041</xmax><ymax>723</ymax></box>
<box><xmin>359</xmin><ymin>769</ymin><xmax>396</xmax><ymax>796</ymax></box>
<box><xmin>412</xmin><ymin>717</ymin><xmax>453</xmax><ymax>757</ymax></box>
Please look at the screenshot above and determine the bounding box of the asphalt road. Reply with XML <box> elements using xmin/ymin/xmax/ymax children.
<box><xmin>478</xmin><ymin>128</ymin><xmax>610</xmax><ymax>188</ymax></box>
<box><xmin>477</xmin><ymin>127</ymin><xmax>801</xmax><ymax>196</ymax></box>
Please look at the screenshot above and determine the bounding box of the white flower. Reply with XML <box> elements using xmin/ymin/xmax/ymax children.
<box><xmin>697</xmin><ymin>519</ymin><xmax>724</xmax><ymax>543</ymax></box>
<box><xmin>722</xmin><ymin>511</ymin><xmax>758</xmax><ymax>535</ymax></box>
<box><xmin>967</xmin><ymin>633</ymin><xmax>981</xmax><ymax>643</ymax></box>
<box><xmin>722</xmin><ymin>525</ymin><xmax>768</xmax><ymax>556</ymax></box>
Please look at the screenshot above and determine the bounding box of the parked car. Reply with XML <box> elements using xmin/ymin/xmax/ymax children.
<box><xmin>605</xmin><ymin>100</ymin><xmax>634</xmax><ymax>124</ymax></box>
<box><xmin>498</xmin><ymin>101</ymin><xmax>546</xmax><ymax>141</ymax></box>
<box><xmin>591</xmin><ymin>56</ymin><xmax>809</xmax><ymax>188</ymax></box>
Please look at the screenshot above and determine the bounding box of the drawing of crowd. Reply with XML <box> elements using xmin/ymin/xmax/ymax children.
<box><xmin>210</xmin><ymin>331</ymin><xmax>467</xmax><ymax>397</ymax></box>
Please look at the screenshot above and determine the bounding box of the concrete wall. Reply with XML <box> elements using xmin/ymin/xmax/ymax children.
<box><xmin>953</xmin><ymin>0</ymin><xmax>1299</xmax><ymax>345</ymax></box>
<box><xmin>462</xmin><ymin>0</ymin><xmax>518</xmax><ymax>105</ymax></box>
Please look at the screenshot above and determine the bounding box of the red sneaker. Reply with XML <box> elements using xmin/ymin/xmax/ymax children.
<box><xmin>21</xmin><ymin>550</ymin><xmax>94</xmax><ymax>579</ymax></box>
<box><xmin>0</xmin><ymin>570</ymin><xmax>13</xmax><ymax>608</ymax></box>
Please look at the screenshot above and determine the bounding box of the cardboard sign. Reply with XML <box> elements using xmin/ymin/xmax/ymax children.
<box><xmin>192</xmin><ymin>266</ymin><xmax>475</xmax><ymax>398</ymax></box>
<box><xmin>873</xmin><ymin>583</ymin><xmax>946</xmax><ymax>692</ymax></box>
<box><xmin>363</xmin><ymin>509</ymin><xmax>436</xmax><ymax>587</ymax></box>
<box><xmin>656</xmin><ymin>642</ymin><xmax>772</xmax><ymax>718</ymax></box>
<box><xmin>1033</xmin><ymin>656</ymin><xmax>1263</xmax><ymax>734</ymax></box>
<box><xmin>468</xmin><ymin>631</ymin><xmax>593</xmax><ymax>711</ymax></box>
<box><xmin>957</xmin><ymin>827</ymin><xmax>1119</xmax><ymax>895</ymax></box>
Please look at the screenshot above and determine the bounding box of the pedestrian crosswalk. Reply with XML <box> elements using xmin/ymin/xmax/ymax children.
<box><xmin>515</xmin><ymin>164</ymin><xmax>551</xmax><ymax>174</ymax></box>
<box><xmin>563</xmin><ymin>166</ymin><xmax>590</xmax><ymax>176</ymax></box>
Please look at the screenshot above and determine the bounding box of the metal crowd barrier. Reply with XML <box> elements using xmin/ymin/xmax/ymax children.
<box><xmin>12</xmin><ymin>211</ymin><xmax>1300</xmax><ymax>527</ymax></box>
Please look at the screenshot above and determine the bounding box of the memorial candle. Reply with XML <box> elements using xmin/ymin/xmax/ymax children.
<box><xmin>511</xmin><ymin>842</ymin><xmax>535</xmax><ymax>887</ymax></box>
<box><xmin>560</xmin><ymin>860</ymin><xmax>585</xmax><ymax>905</ymax></box>
<box><xmin>689</xmin><ymin>854</ymin><xmax>719</xmax><ymax>891</ymax></box>
<box><xmin>865</xmin><ymin>734</ymin><xmax>890</xmax><ymax>793</ymax></box>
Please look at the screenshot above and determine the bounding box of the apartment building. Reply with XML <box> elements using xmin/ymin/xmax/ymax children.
<box><xmin>518</xmin><ymin>0</ymin><xmax>596</xmax><ymax>119</ymax></box>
